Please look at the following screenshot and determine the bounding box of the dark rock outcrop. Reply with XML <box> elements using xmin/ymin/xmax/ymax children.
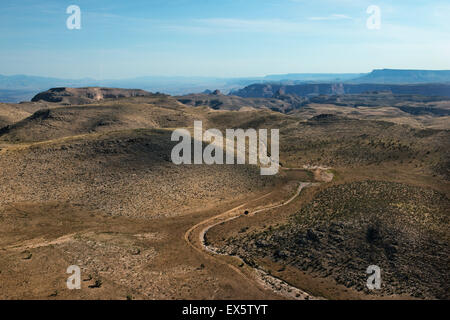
<box><xmin>31</xmin><ymin>87</ymin><xmax>154</xmax><ymax>104</ymax></box>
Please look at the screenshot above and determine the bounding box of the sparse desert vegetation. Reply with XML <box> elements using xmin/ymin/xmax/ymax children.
<box><xmin>0</xmin><ymin>87</ymin><xmax>448</xmax><ymax>300</ymax></box>
<box><xmin>222</xmin><ymin>181</ymin><xmax>449</xmax><ymax>299</ymax></box>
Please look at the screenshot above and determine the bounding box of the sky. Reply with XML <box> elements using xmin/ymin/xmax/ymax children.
<box><xmin>0</xmin><ymin>0</ymin><xmax>449</xmax><ymax>79</ymax></box>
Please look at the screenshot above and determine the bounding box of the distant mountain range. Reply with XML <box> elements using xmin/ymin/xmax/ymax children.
<box><xmin>234</xmin><ymin>83</ymin><xmax>450</xmax><ymax>98</ymax></box>
<box><xmin>0</xmin><ymin>75</ymin><xmax>256</xmax><ymax>102</ymax></box>
<box><xmin>349</xmin><ymin>69</ymin><xmax>450</xmax><ymax>84</ymax></box>
<box><xmin>262</xmin><ymin>73</ymin><xmax>363</xmax><ymax>82</ymax></box>
<box><xmin>259</xmin><ymin>69</ymin><xmax>450</xmax><ymax>85</ymax></box>
<box><xmin>1</xmin><ymin>69</ymin><xmax>450</xmax><ymax>102</ymax></box>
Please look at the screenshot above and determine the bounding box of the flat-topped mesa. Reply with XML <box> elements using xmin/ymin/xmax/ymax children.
<box><xmin>31</xmin><ymin>87</ymin><xmax>154</xmax><ymax>104</ymax></box>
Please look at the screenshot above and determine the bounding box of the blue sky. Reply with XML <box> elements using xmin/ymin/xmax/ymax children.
<box><xmin>0</xmin><ymin>0</ymin><xmax>449</xmax><ymax>79</ymax></box>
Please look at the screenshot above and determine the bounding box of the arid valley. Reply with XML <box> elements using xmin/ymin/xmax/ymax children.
<box><xmin>0</xmin><ymin>84</ymin><xmax>448</xmax><ymax>300</ymax></box>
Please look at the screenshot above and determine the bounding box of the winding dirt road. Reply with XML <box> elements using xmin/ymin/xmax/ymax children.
<box><xmin>184</xmin><ymin>180</ymin><xmax>320</xmax><ymax>300</ymax></box>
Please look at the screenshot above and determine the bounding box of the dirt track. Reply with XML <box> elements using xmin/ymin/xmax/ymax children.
<box><xmin>184</xmin><ymin>180</ymin><xmax>322</xmax><ymax>300</ymax></box>
<box><xmin>0</xmin><ymin>167</ymin><xmax>330</xmax><ymax>300</ymax></box>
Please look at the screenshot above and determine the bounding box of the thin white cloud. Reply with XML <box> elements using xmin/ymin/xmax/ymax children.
<box><xmin>308</xmin><ymin>14</ymin><xmax>353</xmax><ymax>21</ymax></box>
<box><xmin>187</xmin><ymin>18</ymin><xmax>315</xmax><ymax>34</ymax></box>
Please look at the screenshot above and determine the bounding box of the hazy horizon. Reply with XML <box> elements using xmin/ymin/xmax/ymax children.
<box><xmin>3</xmin><ymin>69</ymin><xmax>450</xmax><ymax>83</ymax></box>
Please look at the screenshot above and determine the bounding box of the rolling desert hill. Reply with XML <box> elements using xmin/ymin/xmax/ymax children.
<box><xmin>221</xmin><ymin>180</ymin><xmax>449</xmax><ymax>299</ymax></box>
<box><xmin>0</xmin><ymin>128</ymin><xmax>275</xmax><ymax>219</ymax></box>
<box><xmin>176</xmin><ymin>90</ymin><xmax>294</xmax><ymax>112</ymax></box>
<box><xmin>288</xmin><ymin>100</ymin><xmax>450</xmax><ymax>130</ymax></box>
<box><xmin>0</xmin><ymin>95</ymin><xmax>203</xmax><ymax>143</ymax></box>
<box><xmin>1</xmin><ymin>88</ymin><xmax>448</xmax><ymax>180</ymax></box>
<box><xmin>0</xmin><ymin>103</ymin><xmax>32</xmax><ymax>128</ymax></box>
<box><xmin>0</xmin><ymin>86</ymin><xmax>448</xmax><ymax>300</ymax></box>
